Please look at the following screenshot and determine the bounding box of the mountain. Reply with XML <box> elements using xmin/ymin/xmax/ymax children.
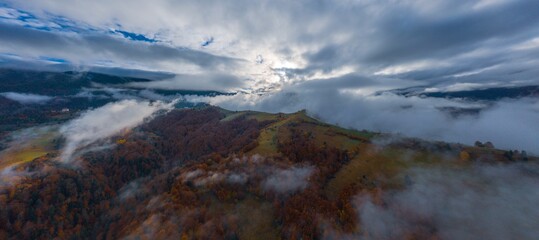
<box><xmin>0</xmin><ymin>69</ymin><xmax>150</xmax><ymax>96</ymax></box>
<box><xmin>0</xmin><ymin>69</ymin><xmax>229</xmax><ymax>136</ymax></box>
<box><xmin>0</xmin><ymin>69</ymin><xmax>231</xmax><ymax>97</ymax></box>
<box><xmin>389</xmin><ymin>85</ymin><xmax>539</xmax><ymax>101</ymax></box>
<box><xmin>0</xmin><ymin>106</ymin><xmax>534</xmax><ymax>239</ymax></box>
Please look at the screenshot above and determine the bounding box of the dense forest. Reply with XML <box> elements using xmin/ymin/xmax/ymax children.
<box><xmin>0</xmin><ymin>107</ymin><xmax>536</xmax><ymax>239</ymax></box>
<box><xmin>0</xmin><ymin>69</ymin><xmax>231</xmax><ymax>136</ymax></box>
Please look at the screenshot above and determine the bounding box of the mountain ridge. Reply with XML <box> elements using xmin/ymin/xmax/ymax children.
<box><xmin>0</xmin><ymin>106</ymin><xmax>535</xmax><ymax>239</ymax></box>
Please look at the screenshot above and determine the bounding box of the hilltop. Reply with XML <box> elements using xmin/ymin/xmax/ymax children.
<box><xmin>0</xmin><ymin>106</ymin><xmax>536</xmax><ymax>239</ymax></box>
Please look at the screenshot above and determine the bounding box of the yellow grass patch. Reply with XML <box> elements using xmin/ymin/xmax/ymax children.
<box><xmin>0</xmin><ymin>127</ymin><xmax>58</xmax><ymax>170</ymax></box>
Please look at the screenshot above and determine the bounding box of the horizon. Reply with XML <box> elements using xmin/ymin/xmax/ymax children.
<box><xmin>1</xmin><ymin>1</ymin><xmax>539</xmax><ymax>239</ymax></box>
<box><xmin>2</xmin><ymin>1</ymin><xmax>539</xmax><ymax>153</ymax></box>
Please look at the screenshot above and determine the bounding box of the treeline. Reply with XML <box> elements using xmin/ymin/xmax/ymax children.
<box><xmin>142</xmin><ymin>108</ymin><xmax>265</xmax><ymax>161</ymax></box>
<box><xmin>274</xmin><ymin>123</ymin><xmax>356</xmax><ymax>239</ymax></box>
<box><xmin>0</xmin><ymin>107</ymin><xmax>267</xmax><ymax>239</ymax></box>
<box><xmin>0</xmin><ymin>97</ymin><xmax>112</xmax><ymax>135</ymax></box>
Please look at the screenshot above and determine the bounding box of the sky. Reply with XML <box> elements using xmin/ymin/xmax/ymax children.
<box><xmin>2</xmin><ymin>0</ymin><xmax>539</xmax><ymax>92</ymax></box>
<box><xmin>1</xmin><ymin>0</ymin><xmax>539</xmax><ymax>152</ymax></box>
<box><xmin>2</xmin><ymin>3</ymin><xmax>539</xmax><ymax>238</ymax></box>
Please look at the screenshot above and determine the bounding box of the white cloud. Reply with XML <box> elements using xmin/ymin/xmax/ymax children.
<box><xmin>473</xmin><ymin>0</ymin><xmax>510</xmax><ymax>10</ymax></box>
<box><xmin>59</xmin><ymin>99</ymin><xmax>173</xmax><ymax>162</ymax></box>
<box><xmin>196</xmin><ymin>88</ymin><xmax>539</xmax><ymax>154</ymax></box>
<box><xmin>0</xmin><ymin>92</ymin><xmax>53</xmax><ymax>104</ymax></box>
<box><xmin>0</xmin><ymin>6</ymin><xmax>24</xmax><ymax>18</ymax></box>
<box><xmin>424</xmin><ymin>82</ymin><xmax>502</xmax><ymax>92</ymax></box>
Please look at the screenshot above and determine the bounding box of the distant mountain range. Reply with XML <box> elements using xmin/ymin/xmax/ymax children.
<box><xmin>0</xmin><ymin>69</ymin><xmax>230</xmax><ymax>97</ymax></box>
<box><xmin>387</xmin><ymin>85</ymin><xmax>539</xmax><ymax>101</ymax></box>
<box><xmin>0</xmin><ymin>69</ymin><xmax>228</xmax><ymax>136</ymax></box>
<box><xmin>0</xmin><ymin>68</ymin><xmax>537</xmax><ymax>239</ymax></box>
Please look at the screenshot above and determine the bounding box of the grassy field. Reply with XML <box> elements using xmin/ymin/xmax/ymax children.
<box><xmin>246</xmin><ymin>112</ymin><xmax>293</xmax><ymax>156</ymax></box>
<box><xmin>0</xmin><ymin>126</ymin><xmax>58</xmax><ymax>170</ymax></box>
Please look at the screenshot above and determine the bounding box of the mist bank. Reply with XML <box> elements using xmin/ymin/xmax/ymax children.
<box><xmin>59</xmin><ymin>99</ymin><xmax>175</xmax><ymax>162</ymax></box>
<box><xmin>0</xmin><ymin>92</ymin><xmax>52</xmax><ymax>104</ymax></box>
<box><xmin>354</xmin><ymin>163</ymin><xmax>539</xmax><ymax>240</ymax></box>
<box><xmin>191</xmin><ymin>89</ymin><xmax>539</xmax><ymax>154</ymax></box>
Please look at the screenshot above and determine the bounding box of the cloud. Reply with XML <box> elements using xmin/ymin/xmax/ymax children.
<box><xmin>118</xmin><ymin>178</ymin><xmax>146</xmax><ymax>201</ymax></box>
<box><xmin>196</xmin><ymin>82</ymin><xmax>539</xmax><ymax>154</ymax></box>
<box><xmin>354</xmin><ymin>163</ymin><xmax>539</xmax><ymax>240</ymax></box>
<box><xmin>126</xmin><ymin>73</ymin><xmax>245</xmax><ymax>92</ymax></box>
<box><xmin>0</xmin><ymin>126</ymin><xmax>57</xmax><ymax>188</ymax></box>
<box><xmin>177</xmin><ymin>155</ymin><xmax>314</xmax><ymax>191</ymax></box>
<box><xmin>362</xmin><ymin>1</ymin><xmax>539</xmax><ymax>65</ymax></box>
<box><xmin>59</xmin><ymin>99</ymin><xmax>173</xmax><ymax>162</ymax></box>
<box><xmin>0</xmin><ymin>54</ymin><xmax>176</xmax><ymax>80</ymax></box>
<box><xmin>0</xmin><ymin>125</ymin><xmax>57</xmax><ymax>152</ymax></box>
<box><xmin>0</xmin><ymin>21</ymin><xmax>241</xmax><ymax>74</ymax></box>
<box><xmin>0</xmin><ymin>92</ymin><xmax>53</xmax><ymax>104</ymax></box>
<box><xmin>73</xmin><ymin>87</ymin><xmax>185</xmax><ymax>102</ymax></box>
<box><xmin>227</xmin><ymin>173</ymin><xmax>248</xmax><ymax>185</ymax></box>
<box><xmin>3</xmin><ymin>0</ymin><xmax>539</xmax><ymax>92</ymax></box>
<box><xmin>0</xmin><ymin>166</ymin><xmax>31</xmax><ymax>190</ymax></box>
<box><xmin>2</xmin><ymin>0</ymin><xmax>539</xmax><ymax>155</ymax></box>
<box><xmin>262</xmin><ymin>166</ymin><xmax>314</xmax><ymax>194</ymax></box>
<box><xmin>424</xmin><ymin>82</ymin><xmax>500</xmax><ymax>93</ymax></box>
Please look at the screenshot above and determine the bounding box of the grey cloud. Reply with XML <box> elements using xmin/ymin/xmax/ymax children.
<box><xmin>5</xmin><ymin>0</ymin><xmax>539</xmax><ymax>90</ymax></box>
<box><xmin>289</xmin><ymin>73</ymin><xmax>419</xmax><ymax>93</ymax></box>
<box><xmin>0</xmin><ymin>55</ymin><xmax>175</xmax><ymax>80</ymax></box>
<box><xmin>355</xmin><ymin>163</ymin><xmax>539</xmax><ymax>240</ymax></box>
<box><xmin>127</xmin><ymin>73</ymin><xmax>245</xmax><ymax>92</ymax></box>
<box><xmin>366</xmin><ymin>1</ymin><xmax>539</xmax><ymax>64</ymax></box>
<box><xmin>262</xmin><ymin>166</ymin><xmax>314</xmax><ymax>194</ymax></box>
<box><xmin>0</xmin><ymin>22</ymin><xmax>241</xmax><ymax>72</ymax></box>
<box><xmin>303</xmin><ymin>45</ymin><xmax>343</xmax><ymax>73</ymax></box>
<box><xmin>383</xmin><ymin>40</ymin><xmax>539</xmax><ymax>86</ymax></box>
<box><xmin>85</xmin><ymin>67</ymin><xmax>175</xmax><ymax>80</ymax></box>
<box><xmin>291</xmin><ymin>1</ymin><xmax>539</xmax><ymax>82</ymax></box>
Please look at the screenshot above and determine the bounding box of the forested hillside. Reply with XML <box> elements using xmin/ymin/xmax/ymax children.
<box><xmin>0</xmin><ymin>107</ymin><xmax>536</xmax><ymax>239</ymax></box>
